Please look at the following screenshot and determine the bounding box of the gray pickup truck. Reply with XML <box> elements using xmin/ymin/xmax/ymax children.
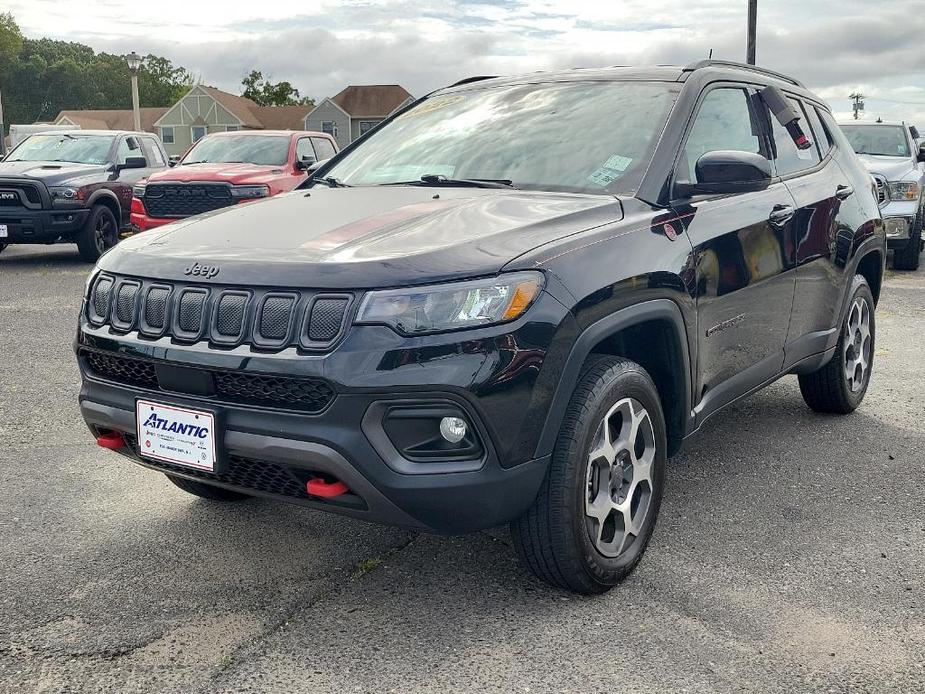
<box><xmin>840</xmin><ymin>121</ymin><xmax>925</xmax><ymax>270</ymax></box>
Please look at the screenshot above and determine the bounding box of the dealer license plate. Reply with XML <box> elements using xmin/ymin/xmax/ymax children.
<box><xmin>0</xmin><ymin>224</ymin><xmax>7</xmax><ymax>238</ymax></box>
<box><xmin>136</xmin><ymin>400</ymin><xmax>217</xmax><ymax>471</ymax></box>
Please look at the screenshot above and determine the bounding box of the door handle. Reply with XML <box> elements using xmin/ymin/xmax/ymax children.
<box><xmin>835</xmin><ymin>184</ymin><xmax>854</xmax><ymax>200</ymax></box>
<box><xmin>768</xmin><ymin>204</ymin><xmax>795</xmax><ymax>228</ymax></box>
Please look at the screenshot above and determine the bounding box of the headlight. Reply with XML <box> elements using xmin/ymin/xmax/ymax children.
<box><xmin>889</xmin><ymin>181</ymin><xmax>920</xmax><ymax>201</ymax></box>
<box><xmin>132</xmin><ymin>183</ymin><xmax>146</xmax><ymax>198</ymax></box>
<box><xmin>356</xmin><ymin>272</ymin><xmax>544</xmax><ymax>335</ymax></box>
<box><xmin>49</xmin><ymin>186</ymin><xmax>83</xmax><ymax>204</ymax></box>
<box><xmin>230</xmin><ymin>185</ymin><xmax>270</xmax><ymax>199</ymax></box>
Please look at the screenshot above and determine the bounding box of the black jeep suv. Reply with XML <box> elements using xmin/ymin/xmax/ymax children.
<box><xmin>0</xmin><ymin>130</ymin><xmax>167</xmax><ymax>261</ymax></box>
<box><xmin>75</xmin><ymin>61</ymin><xmax>884</xmax><ymax>594</ymax></box>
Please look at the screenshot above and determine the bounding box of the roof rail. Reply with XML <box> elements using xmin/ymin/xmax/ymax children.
<box><xmin>683</xmin><ymin>60</ymin><xmax>804</xmax><ymax>88</ymax></box>
<box><xmin>447</xmin><ymin>75</ymin><xmax>498</xmax><ymax>88</ymax></box>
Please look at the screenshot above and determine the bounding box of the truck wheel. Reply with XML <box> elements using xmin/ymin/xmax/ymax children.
<box><xmin>166</xmin><ymin>474</ymin><xmax>251</xmax><ymax>501</ymax></box>
<box><xmin>511</xmin><ymin>355</ymin><xmax>666</xmax><ymax>594</ymax></box>
<box><xmin>798</xmin><ymin>275</ymin><xmax>875</xmax><ymax>414</ymax></box>
<box><xmin>76</xmin><ymin>205</ymin><xmax>118</xmax><ymax>263</ymax></box>
<box><xmin>892</xmin><ymin>213</ymin><xmax>922</xmax><ymax>271</ymax></box>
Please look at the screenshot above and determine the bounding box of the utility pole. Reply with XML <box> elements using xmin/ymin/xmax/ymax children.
<box><xmin>849</xmin><ymin>92</ymin><xmax>865</xmax><ymax>120</ymax></box>
<box><xmin>746</xmin><ymin>0</ymin><xmax>757</xmax><ymax>65</ymax></box>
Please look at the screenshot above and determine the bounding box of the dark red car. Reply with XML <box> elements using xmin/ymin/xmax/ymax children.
<box><xmin>130</xmin><ymin>130</ymin><xmax>338</xmax><ymax>230</ymax></box>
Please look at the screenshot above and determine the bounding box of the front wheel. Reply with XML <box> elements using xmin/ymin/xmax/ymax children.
<box><xmin>798</xmin><ymin>275</ymin><xmax>875</xmax><ymax>413</ymax></box>
<box><xmin>76</xmin><ymin>205</ymin><xmax>119</xmax><ymax>263</ymax></box>
<box><xmin>511</xmin><ymin>356</ymin><xmax>666</xmax><ymax>594</ymax></box>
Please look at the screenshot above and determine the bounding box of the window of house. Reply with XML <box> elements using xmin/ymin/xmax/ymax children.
<box><xmin>311</xmin><ymin>137</ymin><xmax>337</xmax><ymax>161</ymax></box>
<box><xmin>225</xmin><ymin>125</ymin><xmax>240</xmax><ymax>132</ymax></box>
<box><xmin>322</xmin><ymin>121</ymin><xmax>337</xmax><ymax>137</ymax></box>
<box><xmin>160</xmin><ymin>126</ymin><xmax>174</xmax><ymax>144</ymax></box>
<box><xmin>358</xmin><ymin>120</ymin><xmax>378</xmax><ymax>136</ymax></box>
<box><xmin>191</xmin><ymin>126</ymin><xmax>207</xmax><ymax>143</ymax></box>
<box><xmin>679</xmin><ymin>87</ymin><xmax>763</xmax><ymax>185</ymax></box>
<box><xmin>766</xmin><ymin>98</ymin><xmax>821</xmax><ymax>176</ymax></box>
<box><xmin>296</xmin><ymin>138</ymin><xmax>317</xmax><ymax>163</ymax></box>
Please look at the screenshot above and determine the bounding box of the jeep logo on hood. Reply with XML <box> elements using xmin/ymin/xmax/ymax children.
<box><xmin>184</xmin><ymin>262</ymin><xmax>220</xmax><ymax>279</ymax></box>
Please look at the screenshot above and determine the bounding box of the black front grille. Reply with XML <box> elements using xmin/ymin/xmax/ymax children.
<box><xmin>0</xmin><ymin>182</ymin><xmax>42</xmax><ymax>207</ymax></box>
<box><xmin>81</xmin><ymin>349</ymin><xmax>336</xmax><ymax>413</ymax></box>
<box><xmin>123</xmin><ymin>434</ymin><xmax>309</xmax><ymax>499</ymax></box>
<box><xmin>83</xmin><ymin>350</ymin><xmax>158</xmax><ymax>389</ymax></box>
<box><xmin>87</xmin><ymin>273</ymin><xmax>352</xmax><ymax>353</ymax></box>
<box><xmin>143</xmin><ymin>184</ymin><xmax>235</xmax><ymax>218</ymax></box>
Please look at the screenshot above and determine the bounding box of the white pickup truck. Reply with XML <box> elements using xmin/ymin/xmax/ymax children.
<box><xmin>840</xmin><ymin>121</ymin><xmax>925</xmax><ymax>270</ymax></box>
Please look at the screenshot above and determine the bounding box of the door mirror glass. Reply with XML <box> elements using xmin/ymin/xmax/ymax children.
<box><xmin>168</xmin><ymin>155</ymin><xmax>181</xmax><ymax>167</ymax></box>
<box><xmin>690</xmin><ymin>150</ymin><xmax>772</xmax><ymax>195</ymax></box>
<box><xmin>295</xmin><ymin>155</ymin><xmax>316</xmax><ymax>171</ymax></box>
<box><xmin>918</xmin><ymin>141</ymin><xmax>925</xmax><ymax>163</ymax></box>
<box><xmin>306</xmin><ymin>158</ymin><xmax>329</xmax><ymax>176</ymax></box>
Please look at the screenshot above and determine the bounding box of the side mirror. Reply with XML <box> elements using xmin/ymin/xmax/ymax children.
<box><xmin>295</xmin><ymin>156</ymin><xmax>316</xmax><ymax>171</ymax></box>
<box><xmin>168</xmin><ymin>155</ymin><xmax>181</xmax><ymax>168</ymax></box>
<box><xmin>306</xmin><ymin>158</ymin><xmax>329</xmax><ymax>177</ymax></box>
<box><xmin>117</xmin><ymin>156</ymin><xmax>147</xmax><ymax>171</ymax></box>
<box><xmin>688</xmin><ymin>150</ymin><xmax>772</xmax><ymax>196</ymax></box>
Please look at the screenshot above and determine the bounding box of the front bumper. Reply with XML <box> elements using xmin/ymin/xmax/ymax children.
<box><xmin>130</xmin><ymin>209</ymin><xmax>173</xmax><ymax>231</ymax></box>
<box><xmin>75</xmin><ymin>292</ymin><xmax>571</xmax><ymax>533</ymax></box>
<box><xmin>0</xmin><ymin>206</ymin><xmax>90</xmax><ymax>243</ymax></box>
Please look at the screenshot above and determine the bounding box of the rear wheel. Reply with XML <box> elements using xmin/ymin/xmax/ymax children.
<box><xmin>892</xmin><ymin>213</ymin><xmax>922</xmax><ymax>271</ymax></box>
<box><xmin>166</xmin><ymin>474</ymin><xmax>251</xmax><ymax>501</ymax></box>
<box><xmin>76</xmin><ymin>205</ymin><xmax>118</xmax><ymax>263</ymax></box>
<box><xmin>511</xmin><ymin>356</ymin><xmax>666</xmax><ymax>594</ymax></box>
<box><xmin>798</xmin><ymin>275</ymin><xmax>875</xmax><ymax>413</ymax></box>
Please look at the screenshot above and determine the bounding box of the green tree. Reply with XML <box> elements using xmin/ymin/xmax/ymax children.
<box><xmin>241</xmin><ymin>69</ymin><xmax>313</xmax><ymax>107</ymax></box>
<box><xmin>0</xmin><ymin>12</ymin><xmax>23</xmax><ymax>72</ymax></box>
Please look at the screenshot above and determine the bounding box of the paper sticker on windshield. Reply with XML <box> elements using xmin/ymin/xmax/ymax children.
<box><xmin>398</xmin><ymin>95</ymin><xmax>465</xmax><ymax>119</ymax></box>
<box><xmin>588</xmin><ymin>154</ymin><xmax>633</xmax><ymax>187</ymax></box>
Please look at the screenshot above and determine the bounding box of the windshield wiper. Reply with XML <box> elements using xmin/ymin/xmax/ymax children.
<box><xmin>311</xmin><ymin>176</ymin><xmax>350</xmax><ymax>188</ymax></box>
<box><xmin>385</xmin><ymin>174</ymin><xmax>516</xmax><ymax>189</ymax></box>
<box><xmin>182</xmin><ymin>160</ymin><xmax>209</xmax><ymax>165</ymax></box>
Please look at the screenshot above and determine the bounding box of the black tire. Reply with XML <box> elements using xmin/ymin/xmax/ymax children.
<box><xmin>76</xmin><ymin>205</ymin><xmax>119</xmax><ymax>263</ymax></box>
<box><xmin>166</xmin><ymin>474</ymin><xmax>251</xmax><ymax>501</ymax></box>
<box><xmin>892</xmin><ymin>212</ymin><xmax>922</xmax><ymax>271</ymax></box>
<box><xmin>511</xmin><ymin>355</ymin><xmax>666</xmax><ymax>594</ymax></box>
<box><xmin>798</xmin><ymin>275</ymin><xmax>875</xmax><ymax>414</ymax></box>
<box><xmin>0</xmin><ymin>243</ymin><xmax>6</xmax><ymax>254</ymax></box>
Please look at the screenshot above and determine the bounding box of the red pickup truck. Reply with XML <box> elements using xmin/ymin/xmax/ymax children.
<box><xmin>130</xmin><ymin>130</ymin><xmax>338</xmax><ymax>230</ymax></box>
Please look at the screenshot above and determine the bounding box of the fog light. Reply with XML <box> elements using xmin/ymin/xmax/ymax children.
<box><xmin>884</xmin><ymin>217</ymin><xmax>910</xmax><ymax>238</ymax></box>
<box><xmin>439</xmin><ymin>416</ymin><xmax>467</xmax><ymax>444</ymax></box>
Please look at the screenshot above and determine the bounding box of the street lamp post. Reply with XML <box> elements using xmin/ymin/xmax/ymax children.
<box><xmin>126</xmin><ymin>51</ymin><xmax>142</xmax><ymax>131</ymax></box>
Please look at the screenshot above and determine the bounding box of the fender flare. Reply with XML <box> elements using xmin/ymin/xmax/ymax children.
<box><xmin>534</xmin><ymin>299</ymin><xmax>693</xmax><ymax>459</ymax></box>
<box><xmin>86</xmin><ymin>189</ymin><xmax>123</xmax><ymax>227</ymax></box>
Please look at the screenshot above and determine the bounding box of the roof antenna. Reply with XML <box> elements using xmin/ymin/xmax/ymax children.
<box><xmin>708</xmin><ymin>48</ymin><xmax>713</xmax><ymax>59</ymax></box>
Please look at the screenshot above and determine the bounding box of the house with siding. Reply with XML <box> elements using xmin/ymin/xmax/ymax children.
<box><xmin>54</xmin><ymin>85</ymin><xmax>314</xmax><ymax>157</ymax></box>
<box><xmin>304</xmin><ymin>85</ymin><xmax>414</xmax><ymax>150</ymax></box>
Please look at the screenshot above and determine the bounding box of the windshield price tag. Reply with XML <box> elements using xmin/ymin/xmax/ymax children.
<box><xmin>588</xmin><ymin>154</ymin><xmax>633</xmax><ymax>187</ymax></box>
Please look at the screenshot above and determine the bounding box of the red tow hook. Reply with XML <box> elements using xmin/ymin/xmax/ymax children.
<box><xmin>306</xmin><ymin>477</ymin><xmax>350</xmax><ymax>498</ymax></box>
<box><xmin>96</xmin><ymin>432</ymin><xmax>126</xmax><ymax>450</ymax></box>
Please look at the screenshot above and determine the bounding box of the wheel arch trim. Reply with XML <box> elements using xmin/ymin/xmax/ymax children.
<box><xmin>87</xmin><ymin>190</ymin><xmax>123</xmax><ymax>227</ymax></box>
<box><xmin>534</xmin><ymin>299</ymin><xmax>693</xmax><ymax>460</ymax></box>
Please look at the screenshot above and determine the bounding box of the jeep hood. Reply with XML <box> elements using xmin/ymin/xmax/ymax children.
<box><xmin>855</xmin><ymin>154</ymin><xmax>917</xmax><ymax>181</ymax></box>
<box><xmin>147</xmin><ymin>162</ymin><xmax>290</xmax><ymax>186</ymax></box>
<box><xmin>0</xmin><ymin>160</ymin><xmax>109</xmax><ymax>187</ymax></box>
<box><xmin>102</xmin><ymin>186</ymin><xmax>622</xmax><ymax>288</ymax></box>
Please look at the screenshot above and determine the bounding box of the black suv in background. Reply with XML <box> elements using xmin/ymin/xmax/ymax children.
<box><xmin>75</xmin><ymin>61</ymin><xmax>884</xmax><ymax>594</ymax></box>
<box><xmin>0</xmin><ymin>130</ymin><xmax>167</xmax><ymax>261</ymax></box>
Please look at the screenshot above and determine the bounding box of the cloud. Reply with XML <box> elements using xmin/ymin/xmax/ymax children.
<box><xmin>6</xmin><ymin>0</ymin><xmax>925</xmax><ymax>123</ymax></box>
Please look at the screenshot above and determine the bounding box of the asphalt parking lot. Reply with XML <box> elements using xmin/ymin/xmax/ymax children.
<box><xmin>0</xmin><ymin>243</ymin><xmax>923</xmax><ymax>694</ymax></box>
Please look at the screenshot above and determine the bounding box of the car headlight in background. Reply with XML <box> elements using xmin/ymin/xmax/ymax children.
<box><xmin>888</xmin><ymin>181</ymin><xmax>920</xmax><ymax>201</ymax></box>
<box><xmin>132</xmin><ymin>182</ymin><xmax>146</xmax><ymax>198</ymax></box>
<box><xmin>49</xmin><ymin>186</ymin><xmax>83</xmax><ymax>205</ymax></box>
<box><xmin>230</xmin><ymin>185</ymin><xmax>270</xmax><ymax>199</ymax></box>
<box><xmin>356</xmin><ymin>272</ymin><xmax>544</xmax><ymax>335</ymax></box>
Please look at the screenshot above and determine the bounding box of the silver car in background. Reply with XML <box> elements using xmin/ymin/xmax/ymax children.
<box><xmin>840</xmin><ymin>121</ymin><xmax>925</xmax><ymax>270</ymax></box>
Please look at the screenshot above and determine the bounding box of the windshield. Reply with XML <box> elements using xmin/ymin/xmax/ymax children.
<box><xmin>182</xmin><ymin>135</ymin><xmax>291</xmax><ymax>166</ymax></box>
<box><xmin>323</xmin><ymin>81</ymin><xmax>677</xmax><ymax>194</ymax></box>
<box><xmin>841</xmin><ymin>125</ymin><xmax>910</xmax><ymax>157</ymax></box>
<box><xmin>6</xmin><ymin>134</ymin><xmax>114</xmax><ymax>165</ymax></box>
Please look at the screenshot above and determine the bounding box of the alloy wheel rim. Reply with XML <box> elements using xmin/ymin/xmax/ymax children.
<box><xmin>843</xmin><ymin>298</ymin><xmax>872</xmax><ymax>393</ymax></box>
<box><xmin>95</xmin><ymin>216</ymin><xmax>113</xmax><ymax>253</ymax></box>
<box><xmin>584</xmin><ymin>397</ymin><xmax>656</xmax><ymax>558</ymax></box>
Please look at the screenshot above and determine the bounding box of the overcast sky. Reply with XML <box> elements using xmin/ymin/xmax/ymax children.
<box><xmin>8</xmin><ymin>0</ymin><xmax>925</xmax><ymax>123</ymax></box>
